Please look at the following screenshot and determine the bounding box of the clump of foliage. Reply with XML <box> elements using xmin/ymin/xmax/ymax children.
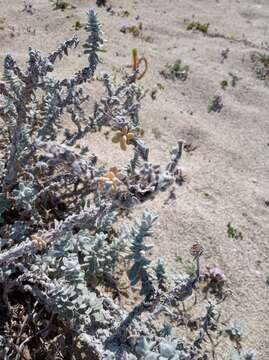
<box><xmin>96</xmin><ymin>0</ymin><xmax>107</xmax><ymax>7</ymax></box>
<box><xmin>0</xmin><ymin>9</ymin><xmax>254</xmax><ymax>359</ymax></box>
<box><xmin>250</xmin><ymin>52</ymin><xmax>269</xmax><ymax>84</ymax></box>
<box><xmin>160</xmin><ymin>59</ymin><xmax>189</xmax><ymax>81</ymax></box>
<box><xmin>74</xmin><ymin>20</ymin><xmax>83</xmax><ymax>30</ymax></box>
<box><xmin>208</xmin><ymin>90</ymin><xmax>224</xmax><ymax>113</ymax></box>
<box><xmin>120</xmin><ymin>24</ymin><xmax>141</xmax><ymax>37</ymax></box>
<box><xmin>118</xmin><ymin>10</ymin><xmax>130</xmax><ymax>17</ymax></box>
<box><xmin>227</xmin><ymin>222</ymin><xmax>243</xmax><ymax>240</ymax></box>
<box><xmin>220</xmin><ymin>79</ymin><xmax>229</xmax><ymax>90</ymax></box>
<box><xmin>50</xmin><ymin>0</ymin><xmax>70</xmax><ymax>11</ymax></box>
<box><xmin>120</xmin><ymin>23</ymin><xmax>153</xmax><ymax>43</ymax></box>
<box><xmin>187</xmin><ymin>21</ymin><xmax>210</xmax><ymax>34</ymax></box>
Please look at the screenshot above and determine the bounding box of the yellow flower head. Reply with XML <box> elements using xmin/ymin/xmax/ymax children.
<box><xmin>112</xmin><ymin>126</ymin><xmax>134</xmax><ymax>151</ymax></box>
<box><xmin>98</xmin><ymin>167</ymin><xmax>122</xmax><ymax>191</ymax></box>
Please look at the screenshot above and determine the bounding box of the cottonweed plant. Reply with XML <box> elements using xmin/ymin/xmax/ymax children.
<box><xmin>0</xmin><ymin>9</ymin><xmax>255</xmax><ymax>360</ymax></box>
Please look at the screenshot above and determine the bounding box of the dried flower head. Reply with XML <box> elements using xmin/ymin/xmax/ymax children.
<box><xmin>190</xmin><ymin>243</ymin><xmax>204</xmax><ymax>259</ymax></box>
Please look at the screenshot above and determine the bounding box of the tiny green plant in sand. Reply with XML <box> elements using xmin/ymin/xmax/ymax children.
<box><xmin>96</xmin><ymin>0</ymin><xmax>107</xmax><ymax>6</ymax></box>
<box><xmin>120</xmin><ymin>24</ymin><xmax>141</xmax><ymax>37</ymax></box>
<box><xmin>220</xmin><ymin>79</ymin><xmax>229</xmax><ymax>90</ymax></box>
<box><xmin>175</xmin><ymin>255</ymin><xmax>183</xmax><ymax>263</ymax></box>
<box><xmin>120</xmin><ymin>23</ymin><xmax>153</xmax><ymax>43</ymax></box>
<box><xmin>187</xmin><ymin>21</ymin><xmax>210</xmax><ymax>34</ymax></box>
<box><xmin>50</xmin><ymin>0</ymin><xmax>70</xmax><ymax>10</ymax></box>
<box><xmin>250</xmin><ymin>52</ymin><xmax>269</xmax><ymax>84</ymax></box>
<box><xmin>208</xmin><ymin>90</ymin><xmax>224</xmax><ymax>113</ymax></box>
<box><xmin>160</xmin><ymin>59</ymin><xmax>189</xmax><ymax>81</ymax></box>
<box><xmin>73</xmin><ymin>21</ymin><xmax>83</xmax><ymax>30</ymax></box>
<box><xmin>227</xmin><ymin>222</ymin><xmax>243</xmax><ymax>240</ymax></box>
<box><xmin>118</xmin><ymin>10</ymin><xmax>130</xmax><ymax>17</ymax></box>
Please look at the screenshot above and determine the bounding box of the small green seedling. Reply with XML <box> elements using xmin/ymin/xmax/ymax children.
<box><xmin>186</xmin><ymin>21</ymin><xmax>210</xmax><ymax>34</ymax></box>
<box><xmin>118</xmin><ymin>10</ymin><xmax>130</xmax><ymax>17</ymax></box>
<box><xmin>74</xmin><ymin>21</ymin><xmax>83</xmax><ymax>30</ymax></box>
<box><xmin>160</xmin><ymin>59</ymin><xmax>189</xmax><ymax>81</ymax></box>
<box><xmin>251</xmin><ymin>52</ymin><xmax>269</xmax><ymax>83</ymax></box>
<box><xmin>208</xmin><ymin>90</ymin><xmax>223</xmax><ymax>113</ymax></box>
<box><xmin>157</xmin><ymin>83</ymin><xmax>165</xmax><ymax>90</ymax></box>
<box><xmin>50</xmin><ymin>0</ymin><xmax>70</xmax><ymax>10</ymax></box>
<box><xmin>220</xmin><ymin>79</ymin><xmax>229</xmax><ymax>90</ymax></box>
<box><xmin>120</xmin><ymin>25</ymin><xmax>140</xmax><ymax>37</ymax></box>
<box><xmin>96</xmin><ymin>0</ymin><xmax>107</xmax><ymax>6</ymax></box>
<box><xmin>227</xmin><ymin>222</ymin><xmax>243</xmax><ymax>240</ymax></box>
<box><xmin>120</xmin><ymin>24</ymin><xmax>153</xmax><ymax>42</ymax></box>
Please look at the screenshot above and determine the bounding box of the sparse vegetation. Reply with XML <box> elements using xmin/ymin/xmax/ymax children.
<box><xmin>227</xmin><ymin>222</ymin><xmax>243</xmax><ymax>240</ymax></box>
<box><xmin>220</xmin><ymin>79</ymin><xmax>229</xmax><ymax>90</ymax></box>
<box><xmin>118</xmin><ymin>10</ymin><xmax>130</xmax><ymax>17</ymax></box>
<box><xmin>120</xmin><ymin>24</ymin><xmax>141</xmax><ymax>37</ymax></box>
<box><xmin>160</xmin><ymin>59</ymin><xmax>189</xmax><ymax>81</ymax></box>
<box><xmin>208</xmin><ymin>90</ymin><xmax>224</xmax><ymax>113</ymax></box>
<box><xmin>0</xmin><ymin>4</ymin><xmax>262</xmax><ymax>359</ymax></box>
<box><xmin>50</xmin><ymin>0</ymin><xmax>70</xmax><ymax>10</ymax></box>
<box><xmin>120</xmin><ymin>23</ymin><xmax>153</xmax><ymax>42</ymax></box>
<box><xmin>187</xmin><ymin>21</ymin><xmax>210</xmax><ymax>34</ymax></box>
<box><xmin>251</xmin><ymin>52</ymin><xmax>269</xmax><ymax>84</ymax></box>
<box><xmin>96</xmin><ymin>0</ymin><xmax>107</xmax><ymax>7</ymax></box>
<box><xmin>73</xmin><ymin>20</ymin><xmax>83</xmax><ymax>30</ymax></box>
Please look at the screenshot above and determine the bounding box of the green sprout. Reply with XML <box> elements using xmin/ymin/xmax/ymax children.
<box><xmin>50</xmin><ymin>0</ymin><xmax>70</xmax><ymax>10</ymax></box>
<box><xmin>227</xmin><ymin>222</ymin><xmax>243</xmax><ymax>240</ymax></box>
<box><xmin>118</xmin><ymin>10</ymin><xmax>130</xmax><ymax>17</ymax></box>
<box><xmin>160</xmin><ymin>59</ymin><xmax>189</xmax><ymax>81</ymax></box>
<box><xmin>220</xmin><ymin>79</ymin><xmax>229</xmax><ymax>90</ymax></box>
<box><xmin>74</xmin><ymin>21</ymin><xmax>83</xmax><ymax>30</ymax></box>
<box><xmin>186</xmin><ymin>21</ymin><xmax>210</xmax><ymax>34</ymax></box>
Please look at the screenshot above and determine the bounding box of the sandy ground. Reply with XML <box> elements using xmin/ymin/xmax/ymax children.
<box><xmin>0</xmin><ymin>0</ymin><xmax>268</xmax><ymax>357</ymax></box>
